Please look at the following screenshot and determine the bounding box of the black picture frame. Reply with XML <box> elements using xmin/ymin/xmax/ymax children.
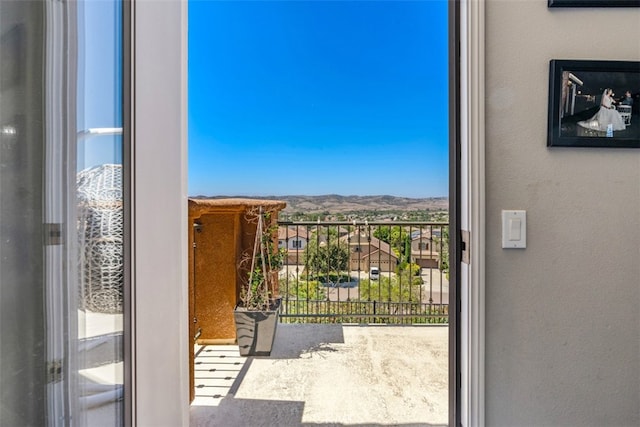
<box><xmin>549</xmin><ymin>0</ymin><xmax>640</xmax><ymax>7</ymax></box>
<box><xmin>547</xmin><ymin>60</ymin><xmax>640</xmax><ymax>148</ymax></box>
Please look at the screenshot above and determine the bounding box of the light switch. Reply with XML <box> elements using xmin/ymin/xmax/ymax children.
<box><xmin>502</xmin><ymin>210</ymin><xmax>526</xmax><ymax>248</ymax></box>
<box><xmin>509</xmin><ymin>218</ymin><xmax>521</xmax><ymax>240</ymax></box>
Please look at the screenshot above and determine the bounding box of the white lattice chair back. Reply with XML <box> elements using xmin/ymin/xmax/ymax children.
<box><xmin>77</xmin><ymin>164</ymin><xmax>124</xmax><ymax>313</ymax></box>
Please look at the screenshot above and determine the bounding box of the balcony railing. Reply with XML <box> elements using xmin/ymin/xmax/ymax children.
<box><xmin>277</xmin><ymin>221</ymin><xmax>449</xmax><ymax>324</ymax></box>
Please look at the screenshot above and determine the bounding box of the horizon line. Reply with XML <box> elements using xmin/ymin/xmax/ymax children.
<box><xmin>190</xmin><ymin>194</ymin><xmax>449</xmax><ymax>200</ymax></box>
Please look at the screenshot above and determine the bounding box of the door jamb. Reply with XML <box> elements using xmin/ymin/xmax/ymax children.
<box><xmin>458</xmin><ymin>0</ymin><xmax>486</xmax><ymax>425</ymax></box>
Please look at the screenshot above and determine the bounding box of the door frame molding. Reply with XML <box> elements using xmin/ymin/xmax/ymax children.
<box><xmin>129</xmin><ymin>0</ymin><xmax>190</xmax><ymax>425</ymax></box>
<box><xmin>458</xmin><ymin>0</ymin><xmax>486</xmax><ymax>425</ymax></box>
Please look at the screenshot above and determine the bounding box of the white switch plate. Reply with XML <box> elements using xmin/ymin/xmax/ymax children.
<box><xmin>502</xmin><ymin>210</ymin><xmax>526</xmax><ymax>248</ymax></box>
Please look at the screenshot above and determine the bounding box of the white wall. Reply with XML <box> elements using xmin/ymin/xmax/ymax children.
<box><xmin>484</xmin><ymin>1</ymin><xmax>640</xmax><ymax>425</ymax></box>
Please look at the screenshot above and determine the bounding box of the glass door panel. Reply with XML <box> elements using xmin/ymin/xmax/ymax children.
<box><xmin>0</xmin><ymin>0</ymin><xmax>126</xmax><ymax>425</ymax></box>
<box><xmin>0</xmin><ymin>2</ymin><xmax>47</xmax><ymax>424</ymax></box>
<box><xmin>75</xmin><ymin>0</ymin><xmax>124</xmax><ymax>425</ymax></box>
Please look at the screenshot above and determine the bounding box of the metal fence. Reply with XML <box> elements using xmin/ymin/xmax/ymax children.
<box><xmin>277</xmin><ymin>221</ymin><xmax>449</xmax><ymax>324</ymax></box>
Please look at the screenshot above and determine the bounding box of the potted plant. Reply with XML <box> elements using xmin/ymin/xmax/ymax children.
<box><xmin>234</xmin><ymin>206</ymin><xmax>284</xmax><ymax>356</ymax></box>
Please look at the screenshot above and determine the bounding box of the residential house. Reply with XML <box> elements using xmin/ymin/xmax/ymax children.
<box><xmin>278</xmin><ymin>226</ymin><xmax>309</xmax><ymax>264</ymax></box>
<box><xmin>342</xmin><ymin>230</ymin><xmax>399</xmax><ymax>273</ymax></box>
<box><xmin>410</xmin><ymin>230</ymin><xmax>442</xmax><ymax>269</ymax></box>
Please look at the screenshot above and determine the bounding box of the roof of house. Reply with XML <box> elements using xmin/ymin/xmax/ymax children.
<box><xmin>342</xmin><ymin>231</ymin><xmax>397</xmax><ymax>259</ymax></box>
<box><xmin>278</xmin><ymin>226</ymin><xmax>310</xmax><ymax>240</ymax></box>
<box><xmin>411</xmin><ymin>228</ymin><xmax>443</xmax><ymax>241</ymax></box>
<box><xmin>362</xmin><ymin>248</ymin><xmax>399</xmax><ymax>261</ymax></box>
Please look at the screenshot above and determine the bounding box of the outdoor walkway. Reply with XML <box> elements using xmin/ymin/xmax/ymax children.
<box><xmin>190</xmin><ymin>324</ymin><xmax>448</xmax><ymax>427</ymax></box>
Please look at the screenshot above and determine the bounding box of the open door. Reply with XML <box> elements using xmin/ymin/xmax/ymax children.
<box><xmin>2</xmin><ymin>0</ymin><xmax>132</xmax><ymax>424</ymax></box>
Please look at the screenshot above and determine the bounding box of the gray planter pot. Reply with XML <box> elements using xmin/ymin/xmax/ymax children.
<box><xmin>233</xmin><ymin>299</ymin><xmax>280</xmax><ymax>356</ymax></box>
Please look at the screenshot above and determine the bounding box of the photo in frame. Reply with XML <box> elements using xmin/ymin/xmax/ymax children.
<box><xmin>547</xmin><ymin>60</ymin><xmax>640</xmax><ymax>148</ymax></box>
<box><xmin>549</xmin><ymin>0</ymin><xmax>640</xmax><ymax>7</ymax></box>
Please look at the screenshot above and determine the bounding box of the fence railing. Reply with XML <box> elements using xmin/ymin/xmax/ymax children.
<box><xmin>276</xmin><ymin>221</ymin><xmax>449</xmax><ymax>324</ymax></box>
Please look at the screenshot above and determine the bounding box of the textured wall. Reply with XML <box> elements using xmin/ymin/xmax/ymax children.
<box><xmin>188</xmin><ymin>199</ymin><xmax>285</xmax><ymax>400</ymax></box>
<box><xmin>189</xmin><ymin>198</ymin><xmax>286</xmax><ymax>342</ymax></box>
<box><xmin>484</xmin><ymin>1</ymin><xmax>640</xmax><ymax>426</ymax></box>
<box><xmin>194</xmin><ymin>211</ymin><xmax>242</xmax><ymax>341</ymax></box>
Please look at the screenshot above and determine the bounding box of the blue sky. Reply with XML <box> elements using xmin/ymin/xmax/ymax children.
<box><xmin>78</xmin><ymin>0</ymin><xmax>123</xmax><ymax>170</ymax></box>
<box><xmin>189</xmin><ymin>0</ymin><xmax>448</xmax><ymax>198</ymax></box>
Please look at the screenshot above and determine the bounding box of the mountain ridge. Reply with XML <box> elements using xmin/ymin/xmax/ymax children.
<box><xmin>192</xmin><ymin>194</ymin><xmax>448</xmax><ymax>214</ymax></box>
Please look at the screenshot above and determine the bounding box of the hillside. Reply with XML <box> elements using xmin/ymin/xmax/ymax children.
<box><xmin>194</xmin><ymin>194</ymin><xmax>448</xmax><ymax>215</ymax></box>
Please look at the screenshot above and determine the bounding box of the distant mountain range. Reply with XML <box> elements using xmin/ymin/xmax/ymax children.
<box><xmin>193</xmin><ymin>194</ymin><xmax>448</xmax><ymax>214</ymax></box>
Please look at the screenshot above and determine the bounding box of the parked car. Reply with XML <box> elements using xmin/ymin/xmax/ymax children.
<box><xmin>369</xmin><ymin>267</ymin><xmax>380</xmax><ymax>280</ymax></box>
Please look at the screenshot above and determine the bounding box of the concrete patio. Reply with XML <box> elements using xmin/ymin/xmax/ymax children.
<box><xmin>190</xmin><ymin>324</ymin><xmax>448</xmax><ymax>427</ymax></box>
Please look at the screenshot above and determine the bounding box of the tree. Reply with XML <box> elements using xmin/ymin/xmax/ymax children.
<box><xmin>440</xmin><ymin>227</ymin><xmax>450</xmax><ymax>278</ymax></box>
<box><xmin>374</xmin><ymin>225</ymin><xmax>411</xmax><ymax>260</ymax></box>
<box><xmin>281</xmin><ymin>278</ymin><xmax>326</xmax><ymax>300</ymax></box>
<box><xmin>358</xmin><ymin>272</ymin><xmax>422</xmax><ymax>303</ymax></box>
<box><xmin>396</xmin><ymin>262</ymin><xmax>421</xmax><ymax>277</ymax></box>
<box><xmin>303</xmin><ymin>228</ymin><xmax>349</xmax><ymax>277</ymax></box>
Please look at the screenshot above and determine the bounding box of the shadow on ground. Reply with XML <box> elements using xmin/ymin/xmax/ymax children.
<box><xmin>191</xmin><ymin>396</ymin><xmax>446</xmax><ymax>427</ymax></box>
<box><xmin>266</xmin><ymin>323</ymin><xmax>345</xmax><ymax>359</ymax></box>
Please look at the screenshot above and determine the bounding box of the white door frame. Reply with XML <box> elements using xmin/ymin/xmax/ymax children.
<box><xmin>129</xmin><ymin>0</ymin><xmax>190</xmax><ymax>425</ymax></box>
<box><xmin>44</xmin><ymin>0</ymin><xmax>71</xmax><ymax>422</ymax></box>
<box><xmin>459</xmin><ymin>0</ymin><xmax>486</xmax><ymax>425</ymax></box>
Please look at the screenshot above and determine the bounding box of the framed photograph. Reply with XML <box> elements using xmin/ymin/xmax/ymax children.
<box><xmin>549</xmin><ymin>0</ymin><xmax>640</xmax><ymax>7</ymax></box>
<box><xmin>547</xmin><ymin>60</ymin><xmax>640</xmax><ymax>148</ymax></box>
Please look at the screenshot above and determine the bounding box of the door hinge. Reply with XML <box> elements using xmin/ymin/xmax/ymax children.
<box><xmin>47</xmin><ymin>360</ymin><xmax>63</xmax><ymax>383</ymax></box>
<box><xmin>44</xmin><ymin>223</ymin><xmax>63</xmax><ymax>246</ymax></box>
<box><xmin>461</xmin><ymin>230</ymin><xmax>470</xmax><ymax>265</ymax></box>
<box><xmin>193</xmin><ymin>223</ymin><xmax>203</xmax><ymax>248</ymax></box>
